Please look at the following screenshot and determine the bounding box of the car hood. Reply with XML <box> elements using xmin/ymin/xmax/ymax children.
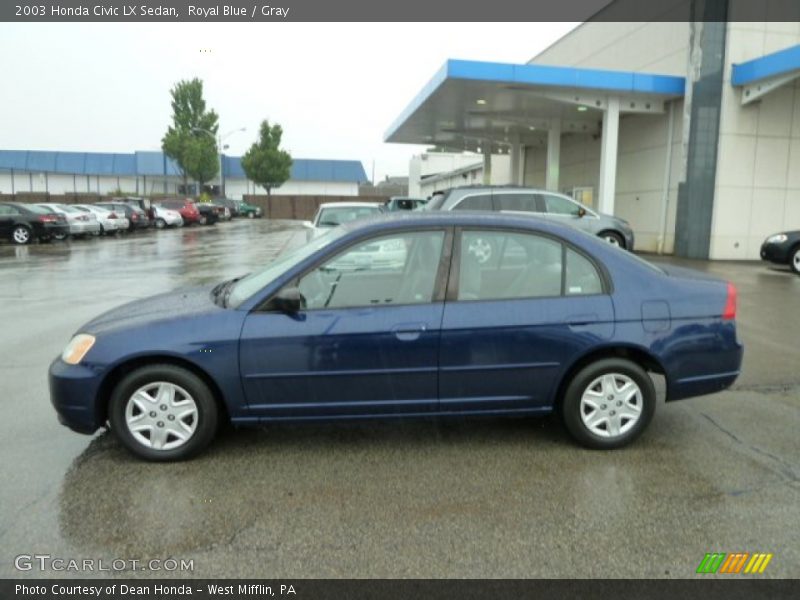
<box><xmin>80</xmin><ymin>285</ymin><xmax>220</xmax><ymax>336</ymax></box>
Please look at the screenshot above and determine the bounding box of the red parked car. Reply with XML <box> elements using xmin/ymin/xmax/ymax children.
<box><xmin>161</xmin><ymin>199</ymin><xmax>201</xmax><ymax>225</ymax></box>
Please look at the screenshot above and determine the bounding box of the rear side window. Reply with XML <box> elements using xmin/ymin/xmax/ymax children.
<box><xmin>542</xmin><ymin>194</ymin><xmax>581</xmax><ymax>216</ymax></box>
<box><xmin>565</xmin><ymin>248</ymin><xmax>603</xmax><ymax>296</ymax></box>
<box><xmin>453</xmin><ymin>194</ymin><xmax>493</xmax><ymax>211</ymax></box>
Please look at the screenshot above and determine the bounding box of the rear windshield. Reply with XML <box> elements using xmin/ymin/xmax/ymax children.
<box><xmin>24</xmin><ymin>204</ymin><xmax>51</xmax><ymax>215</ymax></box>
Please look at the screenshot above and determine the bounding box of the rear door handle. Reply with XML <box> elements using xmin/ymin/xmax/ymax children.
<box><xmin>392</xmin><ymin>323</ymin><xmax>427</xmax><ymax>341</ymax></box>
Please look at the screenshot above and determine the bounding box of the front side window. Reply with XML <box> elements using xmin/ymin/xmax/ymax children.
<box><xmin>542</xmin><ymin>194</ymin><xmax>582</xmax><ymax>216</ymax></box>
<box><xmin>452</xmin><ymin>194</ymin><xmax>492</xmax><ymax>211</ymax></box>
<box><xmin>458</xmin><ymin>230</ymin><xmax>563</xmax><ymax>301</ymax></box>
<box><xmin>296</xmin><ymin>230</ymin><xmax>445</xmax><ymax>310</ymax></box>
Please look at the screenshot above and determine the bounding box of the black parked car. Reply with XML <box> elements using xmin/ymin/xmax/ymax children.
<box><xmin>197</xmin><ymin>203</ymin><xmax>222</xmax><ymax>225</ymax></box>
<box><xmin>95</xmin><ymin>202</ymin><xmax>150</xmax><ymax>231</ymax></box>
<box><xmin>118</xmin><ymin>196</ymin><xmax>156</xmax><ymax>223</ymax></box>
<box><xmin>212</xmin><ymin>198</ymin><xmax>241</xmax><ymax>218</ymax></box>
<box><xmin>0</xmin><ymin>202</ymin><xmax>69</xmax><ymax>245</ymax></box>
<box><xmin>761</xmin><ymin>230</ymin><xmax>800</xmax><ymax>274</ymax></box>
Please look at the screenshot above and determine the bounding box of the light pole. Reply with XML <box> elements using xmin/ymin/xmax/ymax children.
<box><xmin>192</xmin><ymin>126</ymin><xmax>246</xmax><ymax>197</ymax></box>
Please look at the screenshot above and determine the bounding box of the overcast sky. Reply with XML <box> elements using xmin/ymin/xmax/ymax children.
<box><xmin>0</xmin><ymin>23</ymin><xmax>578</xmax><ymax>181</ymax></box>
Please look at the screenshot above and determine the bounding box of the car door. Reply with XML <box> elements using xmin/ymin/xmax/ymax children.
<box><xmin>239</xmin><ymin>228</ymin><xmax>452</xmax><ymax>419</ymax></box>
<box><xmin>0</xmin><ymin>205</ymin><xmax>16</xmax><ymax>237</ymax></box>
<box><xmin>439</xmin><ymin>227</ymin><xmax>614</xmax><ymax>413</ymax></box>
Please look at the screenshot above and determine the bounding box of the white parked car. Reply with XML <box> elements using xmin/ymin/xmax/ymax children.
<box><xmin>73</xmin><ymin>204</ymin><xmax>130</xmax><ymax>234</ymax></box>
<box><xmin>36</xmin><ymin>203</ymin><xmax>102</xmax><ymax>239</ymax></box>
<box><xmin>311</xmin><ymin>201</ymin><xmax>384</xmax><ymax>229</ymax></box>
<box><xmin>152</xmin><ymin>204</ymin><xmax>184</xmax><ymax>229</ymax></box>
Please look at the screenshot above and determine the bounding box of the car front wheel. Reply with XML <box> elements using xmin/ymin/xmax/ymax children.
<box><xmin>108</xmin><ymin>364</ymin><xmax>219</xmax><ymax>461</ymax></box>
<box><xmin>600</xmin><ymin>231</ymin><xmax>625</xmax><ymax>248</ymax></box>
<box><xmin>791</xmin><ymin>246</ymin><xmax>800</xmax><ymax>275</ymax></box>
<box><xmin>12</xmin><ymin>225</ymin><xmax>32</xmax><ymax>245</ymax></box>
<box><xmin>155</xmin><ymin>218</ymin><xmax>166</xmax><ymax>230</ymax></box>
<box><xmin>561</xmin><ymin>358</ymin><xmax>655</xmax><ymax>449</ymax></box>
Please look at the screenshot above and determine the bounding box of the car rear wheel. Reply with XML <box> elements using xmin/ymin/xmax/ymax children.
<box><xmin>600</xmin><ymin>231</ymin><xmax>625</xmax><ymax>248</ymax></box>
<box><xmin>155</xmin><ymin>218</ymin><xmax>166</xmax><ymax>230</ymax></box>
<box><xmin>108</xmin><ymin>364</ymin><xmax>219</xmax><ymax>461</ymax></box>
<box><xmin>561</xmin><ymin>358</ymin><xmax>655</xmax><ymax>449</ymax></box>
<box><xmin>11</xmin><ymin>225</ymin><xmax>32</xmax><ymax>245</ymax></box>
<box><xmin>791</xmin><ymin>246</ymin><xmax>800</xmax><ymax>275</ymax></box>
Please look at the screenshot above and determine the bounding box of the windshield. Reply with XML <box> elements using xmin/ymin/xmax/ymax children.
<box><xmin>316</xmin><ymin>205</ymin><xmax>380</xmax><ymax>227</ymax></box>
<box><xmin>227</xmin><ymin>226</ymin><xmax>350</xmax><ymax>308</ymax></box>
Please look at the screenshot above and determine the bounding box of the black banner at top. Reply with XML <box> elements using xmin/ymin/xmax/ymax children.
<box><xmin>3</xmin><ymin>0</ymin><xmax>800</xmax><ymax>22</ymax></box>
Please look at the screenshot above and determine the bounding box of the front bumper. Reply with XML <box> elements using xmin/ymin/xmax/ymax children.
<box><xmin>760</xmin><ymin>241</ymin><xmax>791</xmax><ymax>264</ymax></box>
<box><xmin>49</xmin><ymin>358</ymin><xmax>105</xmax><ymax>435</ymax></box>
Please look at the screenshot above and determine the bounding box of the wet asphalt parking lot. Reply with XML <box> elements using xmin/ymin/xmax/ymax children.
<box><xmin>0</xmin><ymin>219</ymin><xmax>798</xmax><ymax>579</ymax></box>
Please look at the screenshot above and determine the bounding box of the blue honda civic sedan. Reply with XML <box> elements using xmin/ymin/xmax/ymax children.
<box><xmin>49</xmin><ymin>212</ymin><xmax>743</xmax><ymax>460</ymax></box>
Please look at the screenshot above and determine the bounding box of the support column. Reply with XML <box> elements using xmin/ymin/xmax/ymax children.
<box><xmin>482</xmin><ymin>147</ymin><xmax>492</xmax><ymax>184</ymax></box>
<box><xmin>546</xmin><ymin>119</ymin><xmax>561</xmax><ymax>191</ymax></box>
<box><xmin>598</xmin><ymin>96</ymin><xmax>620</xmax><ymax>215</ymax></box>
<box><xmin>510</xmin><ymin>141</ymin><xmax>524</xmax><ymax>185</ymax></box>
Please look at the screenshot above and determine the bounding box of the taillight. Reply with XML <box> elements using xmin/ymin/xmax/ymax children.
<box><xmin>722</xmin><ymin>282</ymin><xmax>737</xmax><ymax>321</ymax></box>
<box><xmin>109</xmin><ymin>212</ymin><xmax>117</xmax><ymax>219</ymax></box>
<box><xmin>131</xmin><ymin>213</ymin><xmax>138</xmax><ymax>221</ymax></box>
<box><xmin>38</xmin><ymin>215</ymin><xmax>57</xmax><ymax>223</ymax></box>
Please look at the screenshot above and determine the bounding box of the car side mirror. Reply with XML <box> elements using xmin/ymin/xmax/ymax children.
<box><xmin>270</xmin><ymin>287</ymin><xmax>304</xmax><ymax>313</ymax></box>
<box><xmin>577</xmin><ymin>207</ymin><xmax>587</xmax><ymax>218</ymax></box>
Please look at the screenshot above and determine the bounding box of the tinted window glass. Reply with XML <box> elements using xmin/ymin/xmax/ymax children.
<box><xmin>543</xmin><ymin>194</ymin><xmax>581</xmax><ymax>216</ymax></box>
<box><xmin>458</xmin><ymin>231</ymin><xmax>563</xmax><ymax>301</ymax></box>
<box><xmin>495</xmin><ymin>193</ymin><xmax>540</xmax><ymax>213</ymax></box>
<box><xmin>565</xmin><ymin>248</ymin><xmax>603</xmax><ymax>295</ymax></box>
<box><xmin>297</xmin><ymin>231</ymin><xmax>445</xmax><ymax>309</ymax></box>
<box><xmin>453</xmin><ymin>194</ymin><xmax>492</xmax><ymax>211</ymax></box>
<box><xmin>317</xmin><ymin>205</ymin><xmax>381</xmax><ymax>227</ymax></box>
<box><xmin>24</xmin><ymin>205</ymin><xmax>50</xmax><ymax>215</ymax></box>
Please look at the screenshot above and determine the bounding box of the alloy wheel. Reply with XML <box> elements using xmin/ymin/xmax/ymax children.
<box><xmin>12</xmin><ymin>226</ymin><xmax>31</xmax><ymax>245</ymax></box>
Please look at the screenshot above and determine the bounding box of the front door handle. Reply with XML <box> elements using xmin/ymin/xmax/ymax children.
<box><xmin>392</xmin><ymin>323</ymin><xmax>427</xmax><ymax>342</ymax></box>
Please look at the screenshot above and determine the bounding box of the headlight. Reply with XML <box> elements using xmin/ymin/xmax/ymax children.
<box><xmin>61</xmin><ymin>334</ymin><xmax>96</xmax><ymax>365</ymax></box>
<box><xmin>766</xmin><ymin>233</ymin><xmax>788</xmax><ymax>244</ymax></box>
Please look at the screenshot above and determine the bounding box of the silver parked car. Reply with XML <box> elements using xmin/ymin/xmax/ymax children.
<box><xmin>73</xmin><ymin>204</ymin><xmax>130</xmax><ymax>234</ymax></box>
<box><xmin>36</xmin><ymin>203</ymin><xmax>102</xmax><ymax>239</ymax></box>
<box><xmin>152</xmin><ymin>204</ymin><xmax>184</xmax><ymax>229</ymax></box>
<box><xmin>424</xmin><ymin>186</ymin><xmax>635</xmax><ymax>250</ymax></box>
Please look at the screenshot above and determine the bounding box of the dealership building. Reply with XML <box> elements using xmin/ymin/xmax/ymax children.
<box><xmin>388</xmin><ymin>18</ymin><xmax>800</xmax><ymax>259</ymax></box>
<box><xmin>0</xmin><ymin>150</ymin><xmax>368</xmax><ymax>200</ymax></box>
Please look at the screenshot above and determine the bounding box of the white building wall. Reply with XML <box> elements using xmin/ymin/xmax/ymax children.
<box><xmin>530</xmin><ymin>22</ymin><xmax>689</xmax><ymax>75</ymax></box>
<box><xmin>709</xmin><ymin>22</ymin><xmax>800</xmax><ymax>259</ymax></box>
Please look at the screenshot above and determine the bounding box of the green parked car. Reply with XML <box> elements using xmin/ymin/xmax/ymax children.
<box><xmin>237</xmin><ymin>200</ymin><xmax>262</xmax><ymax>219</ymax></box>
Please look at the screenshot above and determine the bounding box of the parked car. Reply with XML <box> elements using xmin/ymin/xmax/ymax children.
<box><xmin>160</xmin><ymin>198</ymin><xmax>201</xmax><ymax>225</ymax></box>
<box><xmin>424</xmin><ymin>186</ymin><xmax>635</xmax><ymax>250</ymax></box>
<box><xmin>385</xmin><ymin>197</ymin><xmax>427</xmax><ymax>211</ymax></box>
<box><xmin>311</xmin><ymin>202</ymin><xmax>384</xmax><ymax>228</ymax></box>
<box><xmin>196</xmin><ymin>203</ymin><xmax>223</xmax><ymax>225</ymax></box>
<box><xmin>212</xmin><ymin>198</ymin><xmax>241</xmax><ymax>218</ymax></box>
<box><xmin>49</xmin><ymin>212</ymin><xmax>742</xmax><ymax>461</ymax></box>
<box><xmin>118</xmin><ymin>196</ymin><xmax>156</xmax><ymax>223</ymax></box>
<box><xmin>236</xmin><ymin>200</ymin><xmax>262</xmax><ymax>219</ymax></box>
<box><xmin>36</xmin><ymin>203</ymin><xmax>102</xmax><ymax>239</ymax></box>
<box><xmin>73</xmin><ymin>204</ymin><xmax>129</xmax><ymax>234</ymax></box>
<box><xmin>760</xmin><ymin>230</ymin><xmax>800</xmax><ymax>274</ymax></box>
<box><xmin>94</xmin><ymin>202</ymin><xmax>150</xmax><ymax>231</ymax></box>
<box><xmin>152</xmin><ymin>204</ymin><xmax>184</xmax><ymax>229</ymax></box>
<box><xmin>0</xmin><ymin>202</ymin><xmax>69</xmax><ymax>244</ymax></box>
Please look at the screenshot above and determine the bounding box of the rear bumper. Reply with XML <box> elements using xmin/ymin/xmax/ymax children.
<box><xmin>667</xmin><ymin>342</ymin><xmax>743</xmax><ymax>401</ymax></box>
<box><xmin>49</xmin><ymin>358</ymin><xmax>104</xmax><ymax>435</ymax></box>
<box><xmin>69</xmin><ymin>222</ymin><xmax>102</xmax><ymax>235</ymax></box>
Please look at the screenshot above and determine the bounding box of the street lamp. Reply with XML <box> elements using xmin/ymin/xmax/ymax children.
<box><xmin>191</xmin><ymin>126</ymin><xmax>246</xmax><ymax>197</ymax></box>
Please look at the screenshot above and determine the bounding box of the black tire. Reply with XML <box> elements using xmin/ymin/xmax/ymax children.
<box><xmin>53</xmin><ymin>231</ymin><xmax>68</xmax><ymax>241</ymax></box>
<box><xmin>11</xmin><ymin>225</ymin><xmax>32</xmax><ymax>245</ymax></box>
<box><xmin>790</xmin><ymin>245</ymin><xmax>800</xmax><ymax>275</ymax></box>
<box><xmin>108</xmin><ymin>364</ymin><xmax>219</xmax><ymax>461</ymax></box>
<box><xmin>599</xmin><ymin>231</ymin><xmax>625</xmax><ymax>249</ymax></box>
<box><xmin>155</xmin><ymin>218</ymin><xmax>167</xmax><ymax>230</ymax></box>
<box><xmin>199</xmin><ymin>215</ymin><xmax>208</xmax><ymax>225</ymax></box>
<box><xmin>561</xmin><ymin>358</ymin><xmax>655</xmax><ymax>450</ymax></box>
